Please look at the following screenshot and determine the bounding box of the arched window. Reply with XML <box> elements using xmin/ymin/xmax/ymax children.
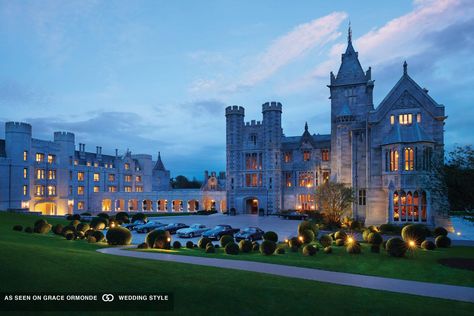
<box><xmin>390</xmin><ymin>150</ymin><xmax>399</xmax><ymax>171</ymax></box>
<box><xmin>413</xmin><ymin>191</ymin><xmax>419</xmax><ymax>221</ymax></box>
<box><xmin>407</xmin><ymin>192</ymin><xmax>413</xmax><ymax>221</ymax></box>
<box><xmin>400</xmin><ymin>191</ymin><xmax>406</xmax><ymax>221</ymax></box>
<box><xmin>393</xmin><ymin>191</ymin><xmax>399</xmax><ymax>221</ymax></box>
<box><xmin>421</xmin><ymin>191</ymin><xmax>427</xmax><ymax>222</ymax></box>
<box><xmin>404</xmin><ymin>148</ymin><xmax>414</xmax><ymax>171</ymax></box>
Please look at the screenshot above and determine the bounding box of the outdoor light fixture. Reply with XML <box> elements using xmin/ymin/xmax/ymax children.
<box><xmin>167</xmin><ymin>237</ymin><xmax>171</xmax><ymax>242</ymax></box>
<box><xmin>284</xmin><ymin>239</ymin><xmax>289</xmax><ymax>243</ymax></box>
<box><xmin>347</xmin><ymin>237</ymin><xmax>354</xmax><ymax>244</ymax></box>
<box><xmin>408</xmin><ymin>240</ymin><xmax>416</xmax><ymax>248</ymax></box>
<box><xmin>298</xmin><ymin>236</ymin><xmax>303</xmax><ymax>242</ymax></box>
<box><xmin>456</xmin><ymin>232</ymin><xmax>461</xmax><ymax>236</ymax></box>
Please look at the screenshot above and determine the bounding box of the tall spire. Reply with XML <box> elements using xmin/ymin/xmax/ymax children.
<box><xmin>403</xmin><ymin>61</ymin><xmax>408</xmax><ymax>75</ymax></box>
<box><xmin>153</xmin><ymin>151</ymin><xmax>166</xmax><ymax>171</ymax></box>
<box><xmin>348</xmin><ymin>21</ymin><xmax>352</xmax><ymax>44</ymax></box>
<box><xmin>304</xmin><ymin>121</ymin><xmax>308</xmax><ymax>132</ymax></box>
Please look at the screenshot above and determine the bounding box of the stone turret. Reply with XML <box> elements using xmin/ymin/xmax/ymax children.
<box><xmin>152</xmin><ymin>152</ymin><xmax>170</xmax><ymax>191</ymax></box>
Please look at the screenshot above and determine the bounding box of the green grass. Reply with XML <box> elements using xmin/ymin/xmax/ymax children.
<box><xmin>135</xmin><ymin>239</ymin><xmax>474</xmax><ymax>287</ymax></box>
<box><xmin>1</xmin><ymin>212</ymin><xmax>474</xmax><ymax>315</ymax></box>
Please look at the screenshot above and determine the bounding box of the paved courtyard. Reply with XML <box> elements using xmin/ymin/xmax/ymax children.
<box><xmin>131</xmin><ymin>214</ymin><xmax>300</xmax><ymax>245</ymax></box>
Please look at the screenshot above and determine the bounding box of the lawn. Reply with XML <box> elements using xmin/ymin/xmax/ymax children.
<box><xmin>1</xmin><ymin>212</ymin><xmax>473</xmax><ymax>315</ymax></box>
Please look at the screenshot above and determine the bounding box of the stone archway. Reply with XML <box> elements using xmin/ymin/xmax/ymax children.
<box><xmin>244</xmin><ymin>197</ymin><xmax>259</xmax><ymax>215</ymax></box>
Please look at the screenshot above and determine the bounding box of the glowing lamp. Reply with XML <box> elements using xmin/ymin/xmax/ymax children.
<box><xmin>347</xmin><ymin>237</ymin><xmax>354</xmax><ymax>244</ymax></box>
<box><xmin>408</xmin><ymin>240</ymin><xmax>416</xmax><ymax>248</ymax></box>
<box><xmin>298</xmin><ymin>236</ymin><xmax>304</xmax><ymax>242</ymax></box>
<box><xmin>456</xmin><ymin>232</ymin><xmax>461</xmax><ymax>236</ymax></box>
<box><xmin>284</xmin><ymin>239</ymin><xmax>289</xmax><ymax>243</ymax></box>
<box><xmin>167</xmin><ymin>237</ymin><xmax>171</xmax><ymax>242</ymax></box>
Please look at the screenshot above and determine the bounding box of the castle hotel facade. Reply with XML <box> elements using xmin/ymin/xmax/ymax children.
<box><xmin>0</xmin><ymin>28</ymin><xmax>450</xmax><ymax>226</ymax></box>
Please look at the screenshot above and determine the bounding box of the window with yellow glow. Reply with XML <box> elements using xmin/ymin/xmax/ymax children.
<box><xmin>77</xmin><ymin>186</ymin><xmax>84</xmax><ymax>195</ymax></box>
<box><xmin>398</xmin><ymin>113</ymin><xmax>413</xmax><ymax>125</ymax></box>
<box><xmin>93</xmin><ymin>186</ymin><xmax>100</xmax><ymax>193</ymax></box>
<box><xmin>35</xmin><ymin>185</ymin><xmax>44</xmax><ymax>196</ymax></box>
<box><xmin>48</xmin><ymin>170</ymin><xmax>56</xmax><ymax>180</ymax></box>
<box><xmin>390</xmin><ymin>150</ymin><xmax>399</xmax><ymax>171</ymax></box>
<box><xmin>124</xmin><ymin>175</ymin><xmax>132</xmax><ymax>182</ymax></box>
<box><xmin>77</xmin><ymin>201</ymin><xmax>84</xmax><ymax>210</ymax></box>
<box><xmin>23</xmin><ymin>168</ymin><xmax>28</xmax><ymax>179</ymax></box>
<box><xmin>108</xmin><ymin>174</ymin><xmax>115</xmax><ymax>181</ymax></box>
<box><xmin>284</xmin><ymin>152</ymin><xmax>292</xmax><ymax>163</ymax></box>
<box><xmin>390</xmin><ymin>115</ymin><xmax>395</xmax><ymax>125</ymax></box>
<box><xmin>35</xmin><ymin>153</ymin><xmax>44</xmax><ymax>162</ymax></box>
<box><xmin>108</xmin><ymin>186</ymin><xmax>117</xmax><ymax>192</ymax></box>
<box><xmin>321</xmin><ymin>149</ymin><xmax>330</xmax><ymax>161</ymax></box>
<box><xmin>298</xmin><ymin>172</ymin><xmax>314</xmax><ymax>187</ymax></box>
<box><xmin>23</xmin><ymin>185</ymin><xmax>28</xmax><ymax>196</ymax></box>
<box><xmin>23</xmin><ymin>151</ymin><xmax>28</xmax><ymax>161</ymax></box>
<box><xmin>47</xmin><ymin>185</ymin><xmax>56</xmax><ymax>196</ymax></box>
<box><xmin>124</xmin><ymin>163</ymin><xmax>130</xmax><ymax>170</ymax></box>
<box><xmin>136</xmin><ymin>186</ymin><xmax>143</xmax><ymax>192</ymax></box>
<box><xmin>47</xmin><ymin>154</ymin><xmax>55</xmax><ymax>164</ymax></box>
<box><xmin>77</xmin><ymin>172</ymin><xmax>84</xmax><ymax>181</ymax></box>
<box><xmin>36</xmin><ymin>169</ymin><xmax>45</xmax><ymax>180</ymax></box>
<box><xmin>404</xmin><ymin>148</ymin><xmax>414</xmax><ymax>171</ymax></box>
<box><xmin>322</xmin><ymin>171</ymin><xmax>330</xmax><ymax>183</ymax></box>
<box><xmin>245</xmin><ymin>153</ymin><xmax>262</xmax><ymax>170</ymax></box>
<box><xmin>124</xmin><ymin>186</ymin><xmax>132</xmax><ymax>192</ymax></box>
<box><xmin>136</xmin><ymin>175</ymin><xmax>142</xmax><ymax>182</ymax></box>
<box><xmin>245</xmin><ymin>173</ymin><xmax>262</xmax><ymax>187</ymax></box>
<box><xmin>303</xmin><ymin>150</ymin><xmax>311</xmax><ymax>161</ymax></box>
<box><xmin>285</xmin><ymin>172</ymin><xmax>292</xmax><ymax>187</ymax></box>
<box><xmin>93</xmin><ymin>173</ymin><xmax>100</xmax><ymax>182</ymax></box>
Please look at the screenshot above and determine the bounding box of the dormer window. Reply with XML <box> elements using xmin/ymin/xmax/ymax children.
<box><xmin>399</xmin><ymin>114</ymin><xmax>413</xmax><ymax>125</ymax></box>
<box><xmin>303</xmin><ymin>150</ymin><xmax>311</xmax><ymax>161</ymax></box>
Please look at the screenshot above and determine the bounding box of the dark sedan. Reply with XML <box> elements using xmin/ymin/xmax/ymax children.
<box><xmin>123</xmin><ymin>220</ymin><xmax>146</xmax><ymax>231</ymax></box>
<box><xmin>234</xmin><ymin>227</ymin><xmax>264</xmax><ymax>242</ymax></box>
<box><xmin>163</xmin><ymin>223</ymin><xmax>189</xmax><ymax>234</ymax></box>
<box><xmin>202</xmin><ymin>224</ymin><xmax>240</xmax><ymax>240</ymax></box>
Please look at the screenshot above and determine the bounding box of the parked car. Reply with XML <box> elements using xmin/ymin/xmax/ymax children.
<box><xmin>123</xmin><ymin>220</ymin><xmax>146</xmax><ymax>231</ymax></box>
<box><xmin>279</xmin><ymin>211</ymin><xmax>308</xmax><ymax>220</ymax></box>
<box><xmin>202</xmin><ymin>224</ymin><xmax>240</xmax><ymax>240</ymax></box>
<box><xmin>135</xmin><ymin>221</ymin><xmax>167</xmax><ymax>233</ymax></box>
<box><xmin>234</xmin><ymin>227</ymin><xmax>265</xmax><ymax>242</ymax></box>
<box><xmin>176</xmin><ymin>224</ymin><xmax>209</xmax><ymax>238</ymax></box>
<box><xmin>164</xmin><ymin>223</ymin><xmax>189</xmax><ymax>234</ymax></box>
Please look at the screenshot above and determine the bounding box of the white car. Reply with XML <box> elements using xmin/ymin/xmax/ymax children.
<box><xmin>176</xmin><ymin>224</ymin><xmax>210</xmax><ymax>238</ymax></box>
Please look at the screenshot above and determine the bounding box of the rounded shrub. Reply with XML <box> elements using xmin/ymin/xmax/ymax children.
<box><xmin>186</xmin><ymin>241</ymin><xmax>194</xmax><ymax>249</ymax></box>
<box><xmin>115</xmin><ymin>212</ymin><xmax>129</xmax><ymax>223</ymax></box>
<box><xmin>367</xmin><ymin>225</ymin><xmax>378</xmax><ymax>233</ymax></box>
<box><xmin>433</xmin><ymin>227</ymin><xmax>448</xmax><ymax>238</ymax></box>
<box><xmin>76</xmin><ymin>223</ymin><xmax>90</xmax><ymax>233</ymax></box>
<box><xmin>81</xmin><ymin>212</ymin><xmax>92</xmax><ymax>216</ymax></box>
<box><xmin>61</xmin><ymin>225</ymin><xmax>76</xmax><ymax>237</ymax></box>
<box><xmin>370</xmin><ymin>245</ymin><xmax>380</xmax><ymax>253</ymax></box>
<box><xmin>319</xmin><ymin>234</ymin><xmax>333</xmax><ymax>248</ymax></box>
<box><xmin>378</xmin><ymin>223</ymin><xmax>396</xmax><ymax>234</ymax></box>
<box><xmin>288</xmin><ymin>237</ymin><xmax>302</xmax><ymax>249</ymax></box>
<box><xmin>13</xmin><ymin>225</ymin><xmax>23</xmax><ymax>232</ymax></box>
<box><xmin>173</xmin><ymin>241</ymin><xmax>182</xmax><ymax>249</ymax></box>
<box><xmin>90</xmin><ymin>217</ymin><xmax>108</xmax><ymax>230</ymax></box>
<box><xmin>329</xmin><ymin>232</ymin><xmax>336</xmax><ymax>240</ymax></box>
<box><xmin>346</xmin><ymin>242</ymin><xmax>362</xmax><ymax>254</ymax></box>
<box><xmin>225</xmin><ymin>242</ymin><xmax>239</xmax><ymax>255</ymax></box>
<box><xmin>131</xmin><ymin>212</ymin><xmax>148</xmax><ymax>223</ymax></box>
<box><xmin>52</xmin><ymin>224</ymin><xmax>64</xmax><ymax>235</ymax></box>
<box><xmin>263</xmin><ymin>231</ymin><xmax>278</xmax><ymax>242</ymax></box>
<box><xmin>382</xmin><ymin>240</ymin><xmax>388</xmax><ymax>250</ymax></box>
<box><xmin>76</xmin><ymin>231</ymin><xmax>85</xmax><ymax>239</ymax></box>
<box><xmin>239</xmin><ymin>240</ymin><xmax>253</xmax><ymax>253</ymax></box>
<box><xmin>435</xmin><ymin>235</ymin><xmax>451</xmax><ymax>248</ymax></box>
<box><xmin>252</xmin><ymin>241</ymin><xmax>260</xmax><ymax>251</ymax></box>
<box><xmin>65</xmin><ymin>232</ymin><xmax>75</xmax><ymax>240</ymax></box>
<box><xmin>84</xmin><ymin>229</ymin><xmax>94</xmax><ymax>238</ymax></box>
<box><xmin>324</xmin><ymin>246</ymin><xmax>332</xmax><ymax>254</ymax></box>
<box><xmin>367</xmin><ymin>232</ymin><xmax>383</xmax><ymax>245</ymax></box>
<box><xmin>70</xmin><ymin>219</ymin><xmax>81</xmax><ymax>228</ymax></box>
<box><xmin>334</xmin><ymin>231</ymin><xmax>347</xmax><ymax>241</ymax></box>
<box><xmin>97</xmin><ymin>213</ymin><xmax>110</xmax><ymax>220</ymax></box>
<box><xmin>205</xmin><ymin>244</ymin><xmax>215</xmax><ymax>253</ymax></box>
<box><xmin>275</xmin><ymin>247</ymin><xmax>285</xmax><ymax>255</ymax></box>
<box><xmin>146</xmin><ymin>229</ymin><xmax>170</xmax><ymax>249</ymax></box>
<box><xmin>106</xmin><ymin>227</ymin><xmax>132</xmax><ymax>245</ymax></box>
<box><xmin>386</xmin><ymin>237</ymin><xmax>408</xmax><ymax>257</ymax></box>
<box><xmin>24</xmin><ymin>227</ymin><xmax>33</xmax><ymax>233</ymax></box>
<box><xmin>92</xmin><ymin>230</ymin><xmax>105</xmax><ymax>242</ymax></box>
<box><xmin>34</xmin><ymin>219</ymin><xmax>52</xmax><ymax>234</ymax></box>
<box><xmin>87</xmin><ymin>236</ymin><xmax>97</xmax><ymax>243</ymax></box>
<box><xmin>137</xmin><ymin>242</ymin><xmax>148</xmax><ymax>249</ymax></box>
<box><xmin>335</xmin><ymin>239</ymin><xmax>345</xmax><ymax>246</ymax></box>
<box><xmin>298</xmin><ymin>221</ymin><xmax>318</xmax><ymax>236</ymax></box>
<box><xmin>260</xmin><ymin>240</ymin><xmax>277</xmax><ymax>256</ymax></box>
<box><xmin>350</xmin><ymin>220</ymin><xmax>362</xmax><ymax>230</ymax></box>
<box><xmin>362</xmin><ymin>229</ymin><xmax>371</xmax><ymax>242</ymax></box>
<box><xmin>198</xmin><ymin>237</ymin><xmax>212</xmax><ymax>249</ymax></box>
<box><xmin>421</xmin><ymin>240</ymin><xmax>436</xmax><ymax>250</ymax></box>
<box><xmin>299</xmin><ymin>229</ymin><xmax>315</xmax><ymax>244</ymax></box>
<box><xmin>302</xmin><ymin>244</ymin><xmax>317</xmax><ymax>256</ymax></box>
<box><xmin>401</xmin><ymin>224</ymin><xmax>428</xmax><ymax>245</ymax></box>
<box><xmin>220</xmin><ymin>235</ymin><xmax>234</xmax><ymax>248</ymax></box>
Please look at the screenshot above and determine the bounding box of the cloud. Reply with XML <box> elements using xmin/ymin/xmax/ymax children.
<box><xmin>0</xmin><ymin>79</ymin><xmax>51</xmax><ymax>106</ymax></box>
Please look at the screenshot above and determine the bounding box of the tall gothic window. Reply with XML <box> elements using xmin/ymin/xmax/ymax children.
<box><xmin>393</xmin><ymin>190</ymin><xmax>427</xmax><ymax>222</ymax></box>
<box><xmin>298</xmin><ymin>172</ymin><xmax>314</xmax><ymax>187</ymax></box>
<box><xmin>404</xmin><ymin>148</ymin><xmax>414</xmax><ymax>171</ymax></box>
<box><xmin>245</xmin><ymin>153</ymin><xmax>262</xmax><ymax>170</ymax></box>
<box><xmin>390</xmin><ymin>149</ymin><xmax>399</xmax><ymax>171</ymax></box>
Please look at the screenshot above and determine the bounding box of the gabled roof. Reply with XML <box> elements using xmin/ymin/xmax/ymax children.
<box><xmin>299</xmin><ymin>122</ymin><xmax>318</xmax><ymax>147</ymax></box>
<box><xmin>382</xmin><ymin>121</ymin><xmax>434</xmax><ymax>145</ymax></box>
<box><xmin>153</xmin><ymin>152</ymin><xmax>166</xmax><ymax>171</ymax></box>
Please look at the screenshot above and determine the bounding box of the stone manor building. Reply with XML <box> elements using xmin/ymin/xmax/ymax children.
<box><xmin>226</xmin><ymin>27</ymin><xmax>450</xmax><ymax>226</ymax></box>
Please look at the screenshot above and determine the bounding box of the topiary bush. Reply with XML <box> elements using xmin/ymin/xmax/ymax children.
<box><xmin>335</xmin><ymin>239</ymin><xmax>345</xmax><ymax>246</ymax></box>
<box><xmin>329</xmin><ymin>232</ymin><xmax>336</xmax><ymax>240</ymax></box>
<box><xmin>346</xmin><ymin>242</ymin><xmax>362</xmax><ymax>254</ymax></box>
<box><xmin>275</xmin><ymin>247</ymin><xmax>285</xmax><ymax>255</ymax></box>
<box><xmin>299</xmin><ymin>229</ymin><xmax>315</xmax><ymax>244</ymax></box>
<box><xmin>52</xmin><ymin>224</ymin><xmax>64</xmax><ymax>235</ymax></box>
<box><xmin>401</xmin><ymin>224</ymin><xmax>429</xmax><ymax>245</ymax></box>
<box><xmin>386</xmin><ymin>237</ymin><xmax>407</xmax><ymax>257</ymax></box>
<box><xmin>85</xmin><ymin>229</ymin><xmax>94</xmax><ymax>238</ymax></box>
<box><xmin>198</xmin><ymin>237</ymin><xmax>212</xmax><ymax>249</ymax></box>
<box><xmin>65</xmin><ymin>232</ymin><xmax>75</xmax><ymax>240</ymax></box>
<box><xmin>421</xmin><ymin>240</ymin><xmax>436</xmax><ymax>250</ymax></box>
<box><xmin>81</xmin><ymin>212</ymin><xmax>92</xmax><ymax>216</ymax></box>
<box><xmin>137</xmin><ymin>242</ymin><xmax>148</xmax><ymax>249</ymax></box>
<box><xmin>350</xmin><ymin>220</ymin><xmax>362</xmax><ymax>230</ymax></box>
<box><xmin>252</xmin><ymin>241</ymin><xmax>260</xmax><ymax>251</ymax></box>
<box><xmin>367</xmin><ymin>232</ymin><xmax>383</xmax><ymax>245</ymax></box>
<box><xmin>225</xmin><ymin>242</ymin><xmax>239</xmax><ymax>255</ymax></box>
<box><xmin>302</xmin><ymin>244</ymin><xmax>317</xmax><ymax>256</ymax></box>
<box><xmin>239</xmin><ymin>240</ymin><xmax>253</xmax><ymax>253</ymax></box>
<box><xmin>146</xmin><ymin>229</ymin><xmax>170</xmax><ymax>249</ymax></box>
<box><xmin>260</xmin><ymin>240</ymin><xmax>277</xmax><ymax>255</ymax></box>
<box><xmin>435</xmin><ymin>235</ymin><xmax>451</xmax><ymax>248</ymax></box>
<box><xmin>288</xmin><ymin>237</ymin><xmax>302</xmax><ymax>249</ymax></box>
<box><xmin>382</xmin><ymin>240</ymin><xmax>388</xmax><ymax>250</ymax></box>
<box><xmin>205</xmin><ymin>244</ymin><xmax>215</xmax><ymax>253</ymax></box>
<box><xmin>367</xmin><ymin>225</ymin><xmax>378</xmax><ymax>233</ymax></box>
<box><xmin>76</xmin><ymin>231</ymin><xmax>85</xmax><ymax>239</ymax></box>
<box><xmin>13</xmin><ymin>225</ymin><xmax>23</xmax><ymax>232</ymax></box>
<box><xmin>324</xmin><ymin>246</ymin><xmax>332</xmax><ymax>254</ymax></box>
<box><xmin>334</xmin><ymin>231</ymin><xmax>347</xmax><ymax>241</ymax></box>
<box><xmin>61</xmin><ymin>225</ymin><xmax>76</xmax><ymax>237</ymax></box>
<box><xmin>90</xmin><ymin>217</ymin><xmax>109</xmax><ymax>230</ymax></box>
<box><xmin>362</xmin><ymin>229</ymin><xmax>371</xmax><ymax>242</ymax></box>
<box><xmin>378</xmin><ymin>223</ymin><xmax>399</xmax><ymax>234</ymax></box>
<box><xmin>106</xmin><ymin>227</ymin><xmax>132</xmax><ymax>245</ymax></box>
<box><xmin>69</xmin><ymin>219</ymin><xmax>81</xmax><ymax>228</ymax></box>
<box><xmin>186</xmin><ymin>241</ymin><xmax>194</xmax><ymax>249</ymax></box>
<box><xmin>24</xmin><ymin>227</ymin><xmax>33</xmax><ymax>233</ymax></box>
<box><xmin>76</xmin><ymin>223</ymin><xmax>90</xmax><ymax>233</ymax></box>
<box><xmin>220</xmin><ymin>235</ymin><xmax>234</xmax><ymax>248</ymax></box>
<box><xmin>34</xmin><ymin>219</ymin><xmax>52</xmax><ymax>234</ymax></box>
<box><xmin>298</xmin><ymin>221</ymin><xmax>318</xmax><ymax>236</ymax></box>
<box><xmin>173</xmin><ymin>241</ymin><xmax>182</xmax><ymax>249</ymax></box>
<box><xmin>433</xmin><ymin>227</ymin><xmax>448</xmax><ymax>238</ymax></box>
<box><xmin>319</xmin><ymin>234</ymin><xmax>332</xmax><ymax>248</ymax></box>
<box><xmin>87</xmin><ymin>236</ymin><xmax>97</xmax><ymax>243</ymax></box>
<box><xmin>92</xmin><ymin>230</ymin><xmax>105</xmax><ymax>242</ymax></box>
<box><xmin>263</xmin><ymin>231</ymin><xmax>278</xmax><ymax>242</ymax></box>
<box><xmin>115</xmin><ymin>212</ymin><xmax>129</xmax><ymax>223</ymax></box>
<box><xmin>131</xmin><ymin>213</ymin><xmax>148</xmax><ymax>223</ymax></box>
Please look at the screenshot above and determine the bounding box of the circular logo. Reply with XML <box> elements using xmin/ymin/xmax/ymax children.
<box><xmin>101</xmin><ymin>294</ymin><xmax>114</xmax><ymax>302</ymax></box>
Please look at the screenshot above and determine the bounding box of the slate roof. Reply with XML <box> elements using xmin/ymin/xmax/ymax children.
<box><xmin>74</xmin><ymin>151</ymin><xmax>116</xmax><ymax>165</ymax></box>
<box><xmin>381</xmin><ymin>122</ymin><xmax>434</xmax><ymax>145</ymax></box>
<box><xmin>153</xmin><ymin>152</ymin><xmax>166</xmax><ymax>171</ymax></box>
<box><xmin>282</xmin><ymin>134</ymin><xmax>331</xmax><ymax>150</ymax></box>
<box><xmin>332</xmin><ymin>28</ymin><xmax>367</xmax><ymax>86</ymax></box>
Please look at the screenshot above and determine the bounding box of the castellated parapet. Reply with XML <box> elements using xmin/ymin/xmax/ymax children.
<box><xmin>5</xmin><ymin>122</ymin><xmax>32</xmax><ymax>135</ymax></box>
<box><xmin>54</xmin><ymin>131</ymin><xmax>75</xmax><ymax>143</ymax></box>
<box><xmin>225</xmin><ymin>105</ymin><xmax>245</xmax><ymax>116</ymax></box>
<box><xmin>262</xmin><ymin>101</ymin><xmax>282</xmax><ymax>112</ymax></box>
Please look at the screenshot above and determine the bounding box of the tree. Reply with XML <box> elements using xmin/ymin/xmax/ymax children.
<box><xmin>315</xmin><ymin>181</ymin><xmax>354</xmax><ymax>225</ymax></box>
<box><xmin>171</xmin><ymin>175</ymin><xmax>202</xmax><ymax>189</ymax></box>
<box><xmin>445</xmin><ymin>145</ymin><xmax>474</xmax><ymax>211</ymax></box>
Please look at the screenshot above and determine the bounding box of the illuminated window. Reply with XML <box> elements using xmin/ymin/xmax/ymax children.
<box><xmin>303</xmin><ymin>150</ymin><xmax>311</xmax><ymax>161</ymax></box>
<box><xmin>48</xmin><ymin>170</ymin><xmax>56</xmax><ymax>180</ymax></box>
<box><xmin>124</xmin><ymin>175</ymin><xmax>132</xmax><ymax>182</ymax></box>
<box><xmin>47</xmin><ymin>154</ymin><xmax>55</xmax><ymax>164</ymax></box>
<box><xmin>297</xmin><ymin>194</ymin><xmax>314</xmax><ymax>211</ymax></box>
<box><xmin>285</xmin><ymin>172</ymin><xmax>292</xmax><ymax>187</ymax></box>
<box><xmin>321</xmin><ymin>149</ymin><xmax>330</xmax><ymax>161</ymax></box>
<box><xmin>136</xmin><ymin>186</ymin><xmax>143</xmax><ymax>192</ymax></box>
<box><xmin>390</xmin><ymin>150</ymin><xmax>399</xmax><ymax>171</ymax></box>
<box><xmin>35</xmin><ymin>185</ymin><xmax>45</xmax><ymax>196</ymax></box>
<box><xmin>77</xmin><ymin>186</ymin><xmax>84</xmax><ymax>195</ymax></box>
<box><xmin>298</xmin><ymin>172</ymin><xmax>314</xmax><ymax>187</ymax></box>
<box><xmin>86</xmin><ymin>162</ymin><xmax>91</xmax><ymax>167</ymax></box>
<box><xmin>108</xmin><ymin>186</ymin><xmax>117</xmax><ymax>192</ymax></box>
<box><xmin>77</xmin><ymin>172</ymin><xmax>84</xmax><ymax>181</ymax></box>
<box><xmin>108</xmin><ymin>174</ymin><xmax>115</xmax><ymax>182</ymax></box>
<box><xmin>124</xmin><ymin>163</ymin><xmax>130</xmax><ymax>170</ymax></box>
<box><xmin>358</xmin><ymin>189</ymin><xmax>366</xmax><ymax>206</ymax></box>
<box><xmin>23</xmin><ymin>151</ymin><xmax>28</xmax><ymax>161</ymax></box>
<box><xmin>245</xmin><ymin>153</ymin><xmax>262</xmax><ymax>170</ymax></box>
<box><xmin>93</xmin><ymin>186</ymin><xmax>100</xmax><ymax>193</ymax></box>
<box><xmin>93</xmin><ymin>173</ymin><xmax>100</xmax><ymax>182</ymax></box>
<box><xmin>74</xmin><ymin>160</ymin><xmax>78</xmax><ymax>166</ymax></box>
<box><xmin>404</xmin><ymin>148</ymin><xmax>414</xmax><ymax>171</ymax></box>
<box><xmin>124</xmin><ymin>186</ymin><xmax>132</xmax><ymax>192</ymax></box>
<box><xmin>23</xmin><ymin>185</ymin><xmax>28</xmax><ymax>196</ymax></box>
<box><xmin>284</xmin><ymin>152</ymin><xmax>292</xmax><ymax>163</ymax></box>
<box><xmin>94</xmin><ymin>162</ymin><xmax>98</xmax><ymax>168</ymax></box>
<box><xmin>47</xmin><ymin>185</ymin><xmax>56</xmax><ymax>196</ymax></box>
<box><xmin>77</xmin><ymin>201</ymin><xmax>84</xmax><ymax>210</ymax></box>
<box><xmin>398</xmin><ymin>114</ymin><xmax>413</xmax><ymax>125</ymax></box>
<box><xmin>390</xmin><ymin>115</ymin><xmax>395</xmax><ymax>125</ymax></box>
<box><xmin>136</xmin><ymin>175</ymin><xmax>142</xmax><ymax>182</ymax></box>
<box><xmin>245</xmin><ymin>174</ymin><xmax>262</xmax><ymax>187</ymax></box>
<box><xmin>36</xmin><ymin>169</ymin><xmax>45</xmax><ymax>180</ymax></box>
<box><xmin>23</xmin><ymin>168</ymin><xmax>28</xmax><ymax>179</ymax></box>
<box><xmin>393</xmin><ymin>190</ymin><xmax>427</xmax><ymax>222</ymax></box>
<box><xmin>322</xmin><ymin>171</ymin><xmax>330</xmax><ymax>183</ymax></box>
<box><xmin>35</xmin><ymin>153</ymin><xmax>44</xmax><ymax>162</ymax></box>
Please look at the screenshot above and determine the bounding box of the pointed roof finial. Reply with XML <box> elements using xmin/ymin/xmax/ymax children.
<box><xmin>403</xmin><ymin>60</ymin><xmax>408</xmax><ymax>75</ymax></box>
<box><xmin>154</xmin><ymin>151</ymin><xmax>166</xmax><ymax>171</ymax></box>
<box><xmin>348</xmin><ymin>20</ymin><xmax>352</xmax><ymax>43</ymax></box>
<box><xmin>304</xmin><ymin>121</ymin><xmax>308</xmax><ymax>132</ymax></box>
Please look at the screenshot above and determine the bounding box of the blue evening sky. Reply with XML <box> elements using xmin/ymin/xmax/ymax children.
<box><xmin>0</xmin><ymin>0</ymin><xmax>473</xmax><ymax>178</ymax></box>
